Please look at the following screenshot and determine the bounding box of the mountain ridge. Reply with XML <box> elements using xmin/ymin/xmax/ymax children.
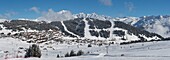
<box><xmin>0</xmin><ymin>17</ymin><xmax>163</xmax><ymax>44</ymax></box>
<box><xmin>0</xmin><ymin>10</ymin><xmax>169</xmax><ymax>39</ymax></box>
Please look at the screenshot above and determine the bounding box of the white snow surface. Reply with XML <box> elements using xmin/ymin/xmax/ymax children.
<box><xmin>115</xmin><ymin>17</ymin><xmax>139</xmax><ymax>25</ymax></box>
<box><xmin>74</xmin><ymin>13</ymin><xmax>113</xmax><ymax>20</ymax></box>
<box><xmin>1</xmin><ymin>37</ymin><xmax>170</xmax><ymax>60</ymax></box>
<box><xmin>0</xmin><ymin>37</ymin><xmax>31</xmax><ymax>59</ymax></box>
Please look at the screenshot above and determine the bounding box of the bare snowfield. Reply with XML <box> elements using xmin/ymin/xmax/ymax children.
<box><xmin>7</xmin><ymin>57</ymin><xmax>170</xmax><ymax>60</ymax></box>
<box><xmin>0</xmin><ymin>37</ymin><xmax>170</xmax><ymax>60</ymax></box>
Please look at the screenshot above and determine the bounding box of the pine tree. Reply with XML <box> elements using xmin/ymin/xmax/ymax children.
<box><xmin>77</xmin><ymin>50</ymin><xmax>84</xmax><ymax>56</ymax></box>
<box><xmin>70</xmin><ymin>50</ymin><xmax>76</xmax><ymax>56</ymax></box>
<box><xmin>25</xmin><ymin>44</ymin><xmax>41</xmax><ymax>58</ymax></box>
<box><xmin>65</xmin><ymin>52</ymin><xmax>70</xmax><ymax>57</ymax></box>
<box><xmin>57</xmin><ymin>54</ymin><xmax>60</xmax><ymax>58</ymax></box>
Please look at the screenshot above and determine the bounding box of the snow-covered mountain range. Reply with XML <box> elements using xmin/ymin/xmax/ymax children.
<box><xmin>133</xmin><ymin>15</ymin><xmax>170</xmax><ymax>38</ymax></box>
<box><xmin>36</xmin><ymin>10</ymin><xmax>170</xmax><ymax>38</ymax></box>
<box><xmin>0</xmin><ymin>10</ymin><xmax>170</xmax><ymax>42</ymax></box>
<box><xmin>113</xmin><ymin>15</ymin><xmax>170</xmax><ymax>38</ymax></box>
<box><xmin>0</xmin><ymin>17</ymin><xmax>163</xmax><ymax>44</ymax></box>
<box><xmin>75</xmin><ymin>12</ymin><xmax>170</xmax><ymax>39</ymax></box>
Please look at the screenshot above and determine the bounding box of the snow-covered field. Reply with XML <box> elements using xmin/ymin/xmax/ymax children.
<box><xmin>1</xmin><ymin>37</ymin><xmax>170</xmax><ymax>60</ymax></box>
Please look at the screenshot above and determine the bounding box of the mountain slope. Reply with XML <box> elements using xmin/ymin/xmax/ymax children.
<box><xmin>0</xmin><ymin>14</ymin><xmax>165</xmax><ymax>43</ymax></box>
<box><xmin>74</xmin><ymin>13</ymin><xmax>170</xmax><ymax>38</ymax></box>
<box><xmin>50</xmin><ymin>18</ymin><xmax>163</xmax><ymax>43</ymax></box>
<box><xmin>31</xmin><ymin>10</ymin><xmax>170</xmax><ymax>38</ymax></box>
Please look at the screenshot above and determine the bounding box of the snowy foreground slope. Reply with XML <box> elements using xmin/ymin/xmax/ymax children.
<box><xmin>1</xmin><ymin>37</ymin><xmax>170</xmax><ymax>60</ymax></box>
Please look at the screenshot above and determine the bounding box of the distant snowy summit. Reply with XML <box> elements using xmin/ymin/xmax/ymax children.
<box><xmin>133</xmin><ymin>15</ymin><xmax>170</xmax><ymax>38</ymax></box>
<box><xmin>74</xmin><ymin>13</ymin><xmax>113</xmax><ymax>20</ymax></box>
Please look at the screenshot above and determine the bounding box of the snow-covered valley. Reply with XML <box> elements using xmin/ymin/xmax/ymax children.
<box><xmin>0</xmin><ymin>37</ymin><xmax>170</xmax><ymax>60</ymax></box>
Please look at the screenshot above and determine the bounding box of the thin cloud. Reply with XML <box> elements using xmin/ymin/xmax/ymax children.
<box><xmin>117</xmin><ymin>13</ymin><xmax>125</xmax><ymax>17</ymax></box>
<box><xmin>125</xmin><ymin>2</ymin><xmax>135</xmax><ymax>12</ymax></box>
<box><xmin>37</xmin><ymin>9</ymin><xmax>74</xmax><ymax>22</ymax></box>
<box><xmin>29</xmin><ymin>6</ymin><xmax>40</xmax><ymax>13</ymax></box>
<box><xmin>99</xmin><ymin>0</ymin><xmax>112</xmax><ymax>6</ymax></box>
<box><xmin>0</xmin><ymin>11</ymin><xmax>17</xmax><ymax>19</ymax></box>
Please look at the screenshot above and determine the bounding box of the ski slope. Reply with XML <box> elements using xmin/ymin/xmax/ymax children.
<box><xmin>61</xmin><ymin>21</ymin><xmax>80</xmax><ymax>38</ymax></box>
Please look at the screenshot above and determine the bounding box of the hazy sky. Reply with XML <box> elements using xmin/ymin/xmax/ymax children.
<box><xmin>0</xmin><ymin>0</ymin><xmax>170</xmax><ymax>19</ymax></box>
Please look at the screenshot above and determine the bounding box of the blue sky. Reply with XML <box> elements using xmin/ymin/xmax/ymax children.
<box><xmin>0</xmin><ymin>0</ymin><xmax>170</xmax><ymax>19</ymax></box>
